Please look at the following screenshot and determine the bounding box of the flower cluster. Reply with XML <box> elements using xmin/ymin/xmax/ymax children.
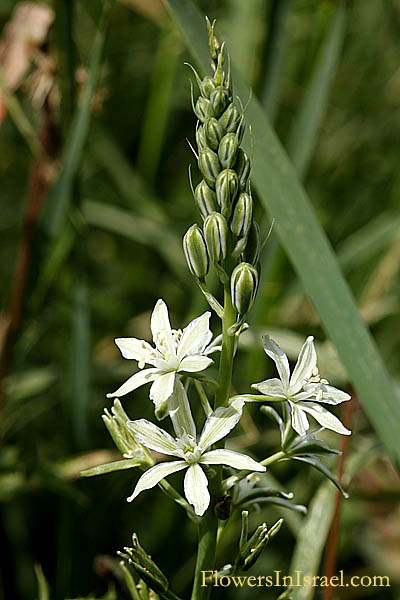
<box><xmin>183</xmin><ymin>19</ymin><xmax>259</xmax><ymax>324</ymax></box>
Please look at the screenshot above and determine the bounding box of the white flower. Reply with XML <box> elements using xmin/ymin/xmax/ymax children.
<box><xmin>250</xmin><ymin>335</ymin><xmax>351</xmax><ymax>437</ymax></box>
<box><xmin>107</xmin><ymin>299</ymin><xmax>218</xmax><ymax>418</ymax></box>
<box><xmin>126</xmin><ymin>382</ymin><xmax>265</xmax><ymax>516</ymax></box>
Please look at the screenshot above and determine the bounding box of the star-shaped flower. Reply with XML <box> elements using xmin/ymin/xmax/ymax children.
<box><xmin>250</xmin><ymin>335</ymin><xmax>351</xmax><ymax>437</ymax></box>
<box><xmin>127</xmin><ymin>382</ymin><xmax>265</xmax><ymax>516</ymax></box>
<box><xmin>107</xmin><ymin>299</ymin><xmax>218</xmax><ymax>418</ymax></box>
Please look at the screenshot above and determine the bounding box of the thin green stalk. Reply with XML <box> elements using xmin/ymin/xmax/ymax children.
<box><xmin>222</xmin><ymin>450</ymin><xmax>286</xmax><ymax>491</ymax></box>
<box><xmin>191</xmin><ymin>509</ymin><xmax>218</xmax><ymax>600</ymax></box>
<box><xmin>214</xmin><ymin>286</ymin><xmax>237</xmax><ymax>409</ymax></box>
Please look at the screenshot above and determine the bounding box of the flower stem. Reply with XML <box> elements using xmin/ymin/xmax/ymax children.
<box><xmin>222</xmin><ymin>450</ymin><xmax>286</xmax><ymax>491</ymax></box>
<box><xmin>191</xmin><ymin>508</ymin><xmax>218</xmax><ymax>600</ymax></box>
<box><xmin>214</xmin><ymin>285</ymin><xmax>237</xmax><ymax>409</ymax></box>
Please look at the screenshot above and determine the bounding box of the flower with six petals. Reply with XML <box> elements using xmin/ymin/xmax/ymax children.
<box><xmin>250</xmin><ymin>335</ymin><xmax>351</xmax><ymax>437</ymax></box>
<box><xmin>107</xmin><ymin>299</ymin><xmax>218</xmax><ymax>418</ymax></box>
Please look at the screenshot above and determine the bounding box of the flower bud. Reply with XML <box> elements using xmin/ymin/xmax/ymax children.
<box><xmin>200</xmin><ymin>75</ymin><xmax>216</xmax><ymax>99</ymax></box>
<box><xmin>194</xmin><ymin>96</ymin><xmax>213</xmax><ymax>122</ymax></box>
<box><xmin>194</xmin><ymin>180</ymin><xmax>218</xmax><ymax>219</ymax></box>
<box><xmin>204</xmin><ymin>117</ymin><xmax>223</xmax><ymax>150</ymax></box>
<box><xmin>218</xmin><ymin>132</ymin><xmax>238</xmax><ymax>169</ymax></box>
<box><xmin>242</xmin><ymin>221</ymin><xmax>260</xmax><ymax>264</ymax></box>
<box><xmin>235</xmin><ymin>148</ymin><xmax>251</xmax><ymax>190</ymax></box>
<box><xmin>219</xmin><ymin>102</ymin><xmax>241</xmax><ymax>134</ymax></box>
<box><xmin>204</xmin><ymin>212</ymin><xmax>228</xmax><ymax>263</ymax></box>
<box><xmin>183</xmin><ymin>224</ymin><xmax>209</xmax><ymax>279</ymax></box>
<box><xmin>215</xmin><ymin>169</ymin><xmax>239</xmax><ymax>218</ymax></box>
<box><xmin>210</xmin><ymin>87</ymin><xmax>229</xmax><ymax>117</ymax></box>
<box><xmin>198</xmin><ymin>147</ymin><xmax>221</xmax><ymax>188</ymax></box>
<box><xmin>230</xmin><ymin>192</ymin><xmax>253</xmax><ymax>238</ymax></box>
<box><xmin>231</xmin><ymin>262</ymin><xmax>259</xmax><ymax>316</ymax></box>
<box><xmin>196</xmin><ymin>124</ymin><xmax>207</xmax><ymax>150</ymax></box>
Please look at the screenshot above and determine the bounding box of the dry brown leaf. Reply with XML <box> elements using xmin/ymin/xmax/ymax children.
<box><xmin>0</xmin><ymin>2</ymin><xmax>54</xmax><ymax>121</ymax></box>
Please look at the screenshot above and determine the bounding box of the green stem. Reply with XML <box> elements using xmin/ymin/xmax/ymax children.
<box><xmin>222</xmin><ymin>450</ymin><xmax>286</xmax><ymax>491</ymax></box>
<box><xmin>214</xmin><ymin>285</ymin><xmax>237</xmax><ymax>409</ymax></box>
<box><xmin>191</xmin><ymin>508</ymin><xmax>218</xmax><ymax>600</ymax></box>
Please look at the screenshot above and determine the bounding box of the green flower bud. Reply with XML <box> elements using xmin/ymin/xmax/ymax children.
<box><xmin>198</xmin><ymin>147</ymin><xmax>221</xmax><ymax>188</ymax></box>
<box><xmin>194</xmin><ymin>180</ymin><xmax>218</xmax><ymax>219</ymax></box>
<box><xmin>218</xmin><ymin>132</ymin><xmax>238</xmax><ymax>169</ymax></box>
<box><xmin>215</xmin><ymin>169</ymin><xmax>239</xmax><ymax>218</ymax></box>
<box><xmin>195</xmin><ymin>96</ymin><xmax>213</xmax><ymax>122</ymax></box>
<box><xmin>231</xmin><ymin>262</ymin><xmax>259</xmax><ymax>316</ymax></box>
<box><xmin>119</xmin><ymin>534</ymin><xmax>169</xmax><ymax>596</ymax></box>
<box><xmin>201</xmin><ymin>75</ymin><xmax>216</xmax><ymax>99</ymax></box>
<box><xmin>196</xmin><ymin>124</ymin><xmax>207</xmax><ymax>150</ymax></box>
<box><xmin>204</xmin><ymin>117</ymin><xmax>222</xmax><ymax>150</ymax></box>
<box><xmin>210</xmin><ymin>87</ymin><xmax>229</xmax><ymax>117</ymax></box>
<box><xmin>235</xmin><ymin>148</ymin><xmax>251</xmax><ymax>190</ymax></box>
<box><xmin>242</xmin><ymin>221</ymin><xmax>260</xmax><ymax>264</ymax></box>
<box><xmin>204</xmin><ymin>212</ymin><xmax>228</xmax><ymax>263</ymax></box>
<box><xmin>219</xmin><ymin>102</ymin><xmax>241</xmax><ymax>134</ymax></box>
<box><xmin>230</xmin><ymin>192</ymin><xmax>253</xmax><ymax>238</ymax></box>
<box><xmin>183</xmin><ymin>224</ymin><xmax>209</xmax><ymax>279</ymax></box>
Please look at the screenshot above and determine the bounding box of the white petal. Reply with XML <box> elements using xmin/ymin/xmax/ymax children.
<box><xmin>149</xmin><ymin>371</ymin><xmax>176</xmax><ymax>409</ymax></box>
<box><xmin>184</xmin><ymin>464</ymin><xmax>210</xmax><ymax>516</ymax></box>
<box><xmin>198</xmin><ymin>398</ymin><xmax>244</xmax><ymax>451</ymax></box>
<box><xmin>177</xmin><ymin>312</ymin><xmax>212</xmax><ymax>360</ymax></box>
<box><xmin>178</xmin><ymin>355</ymin><xmax>213</xmax><ymax>373</ymax></box>
<box><xmin>201</xmin><ymin>449</ymin><xmax>266</xmax><ymax>472</ymax></box>
<box><xmin>289</xmin><ymin>336</ymin><xmax>317</xmax><ymax>394</ymax></box>
<box><xmin>151</xmin><ymin>299</ymin><xmax>176</xmax><ymax>357</ymax></box>
<box><xmin>168</xmin><ymin>380</ymin><xmax>196</xmax><ymax>439</ymax></box>
<box><xmin>128</xmin><ymin>419</ymin><xmax>180</xmax><ymax>455</ymax></box>
<box><xmin>115</xmin><ymin>337</ymin><xmax>157</xmax><ymax>366</ymax></box>
<box><xmin>203</xmin><ymin>334</ymin><xmax>222</xmax><ymax>355</ymax></box>
<box><xmin>289</xmin><ymin>401</ymin><xmax>309</xmax><ymax>436</ymax></box>
<box><xmin>297</xmin><ymin>401</ymin><xmax>351</xmax><ymax>435</ymax></box>
<box><xmin>290</xmin><ymin>390</ymin><xmax>315</xmax><ymax>401</ymax></box>
<box><xmin>304</xmin><ymin>383</ymin><xmax>351</xmax><ymax>405</ymax></box>
<box><xmin>263</xmin><ymin>335</ymin><xmax>290</xmax><ymax>390</ymax></box>
<box><xmin>107</xmin><ymin>368</ymin><xmax>159</xmax><ymax>398</ymax></box>
<box><xmin>251</xmin><ymin>377</ymin><xmax>286</xmax><ymax>398</ymax></box>
<box><xmin>127</xmin><ymin>461</ymin><xmax>187</xmax><ymax>502</ymax></box>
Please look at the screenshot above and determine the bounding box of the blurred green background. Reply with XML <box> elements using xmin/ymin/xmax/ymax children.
<box><xmin>1</xmin><ymin>0</ymin><xmax>399</xmax><ymax>598</ymax></box>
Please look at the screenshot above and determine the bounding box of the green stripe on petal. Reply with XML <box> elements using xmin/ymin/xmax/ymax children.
<box><xmin>177</xmin><ymin>312</ymin><xmax>212</xmax><ymax>360</ymax></box>
<box><xmin>151</xmin><ymin>299</ymin><xmax>176</xmax><ymax>357</ymax></box>
<box><xmin>200</xmin><ymin>449</ymin><xmax>266</xmax><ymax>472</ymax></box>
<box><xmin>127</xmin><ymin>460</ymin><xmax>187</xmax><ymax>502</ymax></box>
<box><xmin>198</xmin><ymin>398</ymin><xmax>244</xmax><ymax>451</ymax></box>
<box><xmin>115</xmin><ymin>337</ymin><xmax>157</xmax><ymax>365</ymax></box>
<box><xmin>263</xmin><ymin>335</ymin><xmax>290</xmax><ymax>390</ymax></box>
<box><xmin>289</xmin><ymin>336</ymin><xmax>317</xmax><ymax>395</ymax></box>
<box><xmin>106</xmin><ymin>368</ymin><xmax>160</xmax><ymax>398</ymax></box>
<box><xmin>168</xmin><ymin>380</ymin><xmax>196</xmax><ymax>439</ymax></box>
<box><xmin>251</xmin><ymin>377</ymin><xmax>286</xmax><ymax>398</ymax></box>
<box><xmin>297</xmin><ymin>401</ymin><xmax>351</xmax><ymax>435</ymax></box>
<box><xmin>290</xmin><ymin>400</ymin><xmax>310</xmax><ymax>436</ymax></box>
<box><xmin>184</xmin><ymin>464</ymin><xmax>210</xmax><ymax>516</ymax></box>
<box><xmin>128</xmin><ymin>419</ymin><xmax>180</xmax><ymax>455</ymax></box>
<box><xmin>178</xmin><ymin>355</ymin><xmax>213</xmax><ymax>372</ymax></box>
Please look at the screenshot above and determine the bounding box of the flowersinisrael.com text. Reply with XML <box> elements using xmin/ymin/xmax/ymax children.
<box><xmin>201</xmin><ymin>570</ymin><xmax>390</xmax><ymax>589</ymax></box>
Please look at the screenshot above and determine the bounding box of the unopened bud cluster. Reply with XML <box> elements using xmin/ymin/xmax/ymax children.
<box><xmin>183</xmin><ymin>19</ymin><xmax>260</xmax><ymax>319</ymax></box>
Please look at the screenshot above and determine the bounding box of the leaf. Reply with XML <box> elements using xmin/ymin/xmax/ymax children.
<box><xmin>39</xmin><ymin>5</ymin><xmax>109</xmax><ymax>239</ymax></box>
<box><xmin>287</xmin><ymin>4</ymin><xmax>347</xmax><ymax>178</ymax></box>
<box><xmin>81</xmin><ymin>458</ymin><xmax>142</xmax><ymax>477</ymax></box>
<box><xmin>291</xmin><ymin>455</ymin><xmax>348</xmax><ymax>497</ymax></box>
<box><xmin>288</xmin><ymin>482</ymin><xmax>336</xmax><ymax>600</ymax></box>
<box><xmin>164</xmin><ymin>0</ymin><xmax>400</xmax><ymax>470</ymax></box>
<box><xmin>34</xmin><ymin>564</ymin><xmax>50</xmax><ymax>600</ymax></box>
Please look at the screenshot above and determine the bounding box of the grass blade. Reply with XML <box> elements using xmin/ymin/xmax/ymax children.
<box><xmin>40</xmin><ymin>5</ymin><xmax>109</xmax><ymax>239</ymax></box>
<box><xmin>289</xmin><ymin>482</ymin><xmax>336</xmax><ymax>600</ymax></box>
<box><xmin>164</xmin><ymin>0</ymin><xmax>400</xmax><ymax>469</ymax></box>
<box><xmin>287</xmin><ymin>3</ymin><xmax>346</xmax><ymax>179</ymax></box>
